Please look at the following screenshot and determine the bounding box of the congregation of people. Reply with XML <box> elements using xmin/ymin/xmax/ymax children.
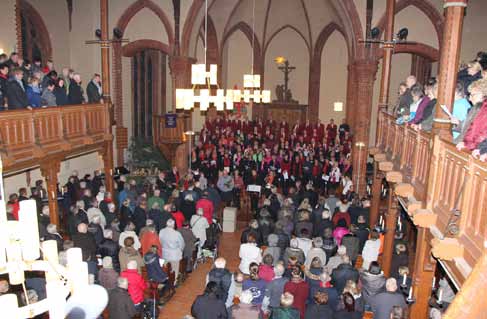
<box><xmin>392</xmin><ymin>51</ymin><xmax>487</xmax><ymax>161</ymax></box>
<box><xmin>0</xmin><ymin>51</ymin><xmax>104</xmax><ymax>110</ymax></box>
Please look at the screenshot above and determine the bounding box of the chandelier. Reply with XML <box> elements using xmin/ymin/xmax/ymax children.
<box><xmin>0</xmin><ymin>159</ymin><xmax>107</xmax><ymax>318</ymax></box>
<box><xmin>175</xmin><ymin>0</ymin><xmax>270</xmax><ymax>112</ymax></box>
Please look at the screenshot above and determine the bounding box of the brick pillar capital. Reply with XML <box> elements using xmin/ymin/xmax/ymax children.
<box><xmin>169</xmin><ymin>55</ymin><xmax>196</xmax><ymax>77</ymax></box>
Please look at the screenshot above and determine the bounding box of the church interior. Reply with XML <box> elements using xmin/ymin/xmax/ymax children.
<box><xmin>0</xmin><ymin>0</ymin><xmax>486</xmax><ymax>318</ymax></box>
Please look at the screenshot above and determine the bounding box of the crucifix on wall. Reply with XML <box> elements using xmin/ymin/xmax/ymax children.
<box><xmin>274</xmin><ymin>56</ymin><xmax>298</xmax><ymax>104</ymax></box>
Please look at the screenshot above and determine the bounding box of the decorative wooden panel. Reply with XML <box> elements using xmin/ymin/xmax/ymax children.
<box><xmin>252</xmin><ymin>103</ymin><xmax>308</xmax><ymax>124</ymax></box>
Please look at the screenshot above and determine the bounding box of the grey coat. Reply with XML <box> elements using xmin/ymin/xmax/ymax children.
<box><xmin>359</xmin><ymin>271</ymin><xmax>386</xmax><ymax>305</ymax></box>
<box><xmin>369</xmin><ymin>292</ymin><xmax>407</xmax><ymax>319</ymax></box>
<box><xmin>41</xmin><ymin>89</ymin><xmax>57</xmax><ymax>106</ymax></box>
<box><xmin>264</xmin><ymin>277</ymin><xmax>289</xmax><ymax>309</ymax></box>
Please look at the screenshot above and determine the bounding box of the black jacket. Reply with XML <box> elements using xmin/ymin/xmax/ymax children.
<box><xmin>191</xmin><ymin>294</ymin><xmax>228</xmax><ymax>319</ymax></box>
<box><xmin>6</xmin><ymin>79</ymin><xmax>28</xmax><ymax>109</ymax></box>
<box><xmin>331</xmin><ymin>263</ymin><xmax>359</xmax><ymax>294</ymax></box>
<box><xmin>0</xmin><ymin>74</ymin><xmax>8</xmax><ymax>106</ymax></box>
<box><xmin>304</xmin><ymin>304</ymin><xmax>333</xmax><ymax>319</ymax></box>
<box><xmin>98</xmin><ymin>238</ymin><xmax>120</xmax><ymax>272</ymax></box>
<box><xmin>143</xmin><ymin>251</ymin><xmax>168</xmax><ymax>283</ymax></box>
<box><xmin>208</xmin><ymin>268</ymin><xmax>232</xmax><ymax>303</ymax></box>
<box><xmin>68</xmin><ymin>82</ymin><xmax>84</xmax><ymax>105</ymax></box>
<box><xmin>86</xmin><ymin>80</ymin><xmax>102</xmax><ymax>103</ymax></box>
<box><xmin>132</xmin><ymin>206</ymin><xmax>147</xmax><ymax>234</ymax></box>
<box><xmin>72</xmin><ymin>232</ymin><xmax>97</xmax><ymax>262</ymax></box>
<box><xmin>107</xmin><ymin>287</ymin><xmax>137</xmax><ymax>319</ymax></box>
<box><xmin>53</xmin><ymin>87</ymin><xmax>68</xmax><ymax>105</ymax></box>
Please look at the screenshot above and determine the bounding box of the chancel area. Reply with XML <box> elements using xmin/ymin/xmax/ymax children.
<box><xmin>0</xmin><ymin>0</ymin><xmax>486</xmax><ymax>318</ymax></box>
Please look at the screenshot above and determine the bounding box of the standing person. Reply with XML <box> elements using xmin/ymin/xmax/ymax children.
<box><xmin>369</xmin><ymin>278</ymin><xmax>406</xmax><ymax>319</ymax></box>
<box><xmin>120</xmin><ymin>260</ymin><xmax>148</xmax><ymax>313</ymax></box>
<box><xmin>361</xmin><ymin>230</ymin><xmax>381</xmax><ymax>270</ymax></box>
<box><xmin>107</xmin><ymin>277</ymin><xmax>137</xmax><ymax>319</ymax></box>
<box><xmin>191</xmin><ymin>282</ymin><xmax>228</xmax><ymax>319</ymax></box>
<box><xmin>86</xmin><ymin>73</ymin><xmax>103</xmax><ymax>103</ymax></box>
<box><xmin>262</xmin><ymin>264</ymin><xmax>289</xmax><ymax>316</ymax></box>
<box><xmin>7</xmin><ymin>68</ymin><xmax>29</xmax><ymax>109</ymax></box>
<box><xmin>159</xmin><ymin>219</ymin><xmax>185</xmax><ymax>284</ymax></box>
<box><xmin>72</xmin><ymin>223</ymin><xmax>97</xmax><ymax>275</ymax></box>
<box><xmin>217</xmin><ymin>169</ymin><xmax>235</xmax><ymax>205</ymax></box>
<box><xmin>333</xmin><ymin>292</ymin><xmax>362</xmax><ymax>319</ymax></box>
<box><xmin>41</xmin><ymin>79</ymin><xmax>57</xmax><ymax>106</ymax></box>
<box><xmin>284</xmin><ymin>268</ymin><xmax>309</xmax><ymax>319</ymax></box>
<box><xmin>239</xmin><ymin>234</ymin><xmax>262</xmax><ymax>275</ymax></box>
<box><xmin>68</xmin><ymin>73</ymin><xmax>84</xmax><ymax>105</ymax></box>
<box><xmin>0</xmin><ymin>63</ymin><xmax>9</xmax><ymax>109</ymax></box>
<box><xmin>269</xmin><ymin>292</ymin><xmax>300</xmax><ymax>319</ymax></box>
<box><xmin>304</xmin><ymin>291</ymin><xmax>333</xmax><ymax>319</ymax></box>
<box><xmin>26</xmin><ymin>76</ymin><xmax>42</xmax><ymax>108</ymax></box>
<box><xmin>118</xmin><ymin>236</ymin><xmax>144</xmax><ymax>273</ymax></box>
<box><xmin>206</xmin><ymin>257</ymin><xmax>235</xmax><ymax>315</ymax></box>
<box><xmin>242</xmin><ymin>263</ymin><xmax>267</xmax><ymax>306</ymax></box>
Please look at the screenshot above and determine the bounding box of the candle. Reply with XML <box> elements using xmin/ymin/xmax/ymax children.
<box><xmin>438</xmin><ymin>288</ymin><xmax>443</xmax><ymax>303</ymax></box>
<box><xmin>6</xmin><ymin>241</ymin><xmax>25</xmax><ymax>285</ymax></box>
<box><xmin>381</xmin><ymin>219</ymin><xmax>385</xmax><ymax>230</ymax></box>
<box><xmin>69</xmin><ymin>261</ymin><xmax>89</xmax><ymax>293</ymax></box>
<box><xmin>379</xmin><ymin>215</ymin><xmax>383</xmax><ymax>225</ymax></box>
<box><xmin>398</xmin><ymin>221</ymin><xmax>402</xmax><ymax>232</ymax></box>
<box><xmin>19</xmin><ymin>200</ymin><xmax>40</xmax><ymax>261</ymax></box>
<box><xmin>67</xmin><ymin>247</ymin><xmax>83</xmax><ymax>266</ymax></box>
<box><xmin>40</xmin><ymin>189</ymin><xmax>44</xmax><ymax>198</ymax></box>
<box><xmin>408</xmin><ymin>287</ymin><xmax>413</xmax><ymax>300</ymax></box>
<box><xmin>46</xmin><ymin>280</ymin><xmax>67</xmax><ymax>319</ymax></box>
<box><xmin>432</xmin><ymin>276</ymin><xmax>436</xmax><ymax>288</ymax></box>
<box><xmin>402</xmin><ymin>274</ymin><xmax>407</xmax><ymax>286</ymax></box>
<box><xmin>42</xmin><ymin>240</ymin><xmax>59</xmax><ymax>282</ymax></box>
<box><xmin>51</xmin><ymin>191</ymin><xmax>55</xmax><ymax>199</ymax></box>
<box><xmin>0</xmin><ymin>294</ymin><xmax>19</xmax><ymax>317</ymax></box>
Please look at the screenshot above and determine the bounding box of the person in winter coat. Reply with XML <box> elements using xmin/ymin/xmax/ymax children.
<box><xmin>340</xmin><ymin>280</ymin><xmax>364</xmax><ymax>313</ymax></box>
<box><xmin>259</xmin><ymin>254</ymin><xmax>275</xmax><ymax>282</ymax></box>
<box><xmin>283</xmin><ymin>239</ymin><xmax>305</xmax><ymax>268</ymax></box>
<box><xmin>241</xmin><ymin>219</ymin><xmax>263</xmax><ymax>246</ymax></box>
<box><xmin>269</xmin><ymin>292</ymin><xmax>300</xmax><ymax>319</ymax></box>
<box><xmin>239</xmin><ymin>234</ymin><xmax>262</xmax><ymax>275</ymax></box>
<box><xmin>131</xmin><ymin>201</ymin><xmax>147</xmax><ymax>234</ymax></box>
<box><xmin>258</xmin><ymin>208</ymin><xmax>275</xmax><ymax>245</ymax></box>
<box><xmin>284</xmin><ymin>267</ymin><xmax>309</xmax><ymax>319</ymax></box>
<box><xmin>180</xmin><ymin>193</ymin><xmax>196</xmax><ymax>222</ymax></box>
<box><xmin>305</xmin><ymin>237</ymin><xmax>327</xmax><ymax>270</ymax></box>
<box><xmin>313</xmin><ymin>209</ymin><xmax>333</xmax><ymax>238</ymax></box>
<box><xmin>53</xmin><ymin>78</ymin><xmax>68</xmax><ymax>105</ymax></box>
<box><xmin>72</xmin><ymin>223</ymin><xmax>97</xmax><ymax>265</ymax></box>
<box><xmin>191</xmin><ymin>208</ymin><xmax>210</xmax><ymax>256</ymax></box>
<box><xmin>98</xmin><ymin>229</ymin><xmax>120</xmax><ymax>272</ymax></box>
<box><xmin>107</xmin><ymin>277</ymin><xmax>137</xmax><ymax>319</ymax></box>
<box><xmin>179</xmin><ymin>221</ymin><xmax>197</xmax><ymax>273</ymax></box>
<box><xmin>68</xmin><ymin>73</ymin><xmax>84</xmax><ymax>105</ymax></box>
<box><xmin>6</xmin><ymin>68</ymin><xmax>29</xmax><ymax>109</ymax></box>
<box><xmin>86</xmin><ymin>73</ymin><xmax>102</xmax><ymax>103</ymax></box>
<box><xmin>159</xmin><ymin>219</ymin><xmax>185</xmax><ymax>283</ymax></box>
<box><xmin>333</xmin><ymin>292</ymin><xmax>362</xmax><ymax>319</ymax></box>
<box><xmin>195</xmin><ymin>192</ymin><xmax>214</xmax><ymax>224</ymax></box>
<box><xmin>262</xmin><ymin>264</ymin><xmax>289</xmax><ymax>316</ymax></box>
<box><xmin>26</xmin><ymin>77</ymin><xmax>42</xmax><ymax>108</ymax></box>
<box><xmin>369</xmin><ymin>278</ymin><xmax>406</xmax><ymax>319</ymax></box>
<box><xmin>331</xmin><ymin>255</ymin><xmax>359</xmax><ymax>295</ymax></box>
<box><xmin>118</xmin><ymin>222</ymin><xmax>141</xmax><ymax>251</ymax></box>
<box><xmin>390</xmin><ymin>243</ymin><xmax>409</xmax><ymax>279</ymax></box>
<box><xmin>333</xmin><ymin>219</ymin><xmax>350</xmax><ymax>246</ymax></box>
<box><xmin>206</xmin><ymin>258</ymin><xmax>235</xmax><ymax>310</ymax></box>
<box><xmin>191</xmin><ymin>281</ymin><xmax>228</xmax><ymax>319</ymax></box>
<box><xmin>263</xmin><ymin>234</ymin><xmax>281</xmax><ymax>266</ymax></box>
<box><xmin>120</xmin><ymin>260</ymin><xmax>148</xmax><ymax>308</ymax></box>
<box><xmin>304</xmin><ymin>291</ymin><xmax>333</xmax><ymax>319</ymax></box>
<box><xmin>359</xmin><ymin>262</ymin><xmax>386</xmax><ymax>306</ymax></box>
<box><xmin>361</xmin><ymin>230</ymin><xmax>381</xmax><ymax>270</ymax></box>
<box><xmin>41</xmin><ymin>80</ymin><xmax>57</xmax><ymax>106</ymax></box>
<box><xmin>341</xmin><ymin>226</ymin><xmax>360</xmax><ymax>266</ymax></box>
<box><xmin>119</xmin><ymin>236</ymin><xmax>144</xmax><ymax>273</ymax></box>
<box><xmin>140</xmin><ymin>225</ymin><xmax>162</xmax><ymax>256</ymax></box>
<box><xmin>43</xmin><ymin>224</ymin><xmax>64</xmax><ymax>252</ymax></box>
<box><xmin>98</xmin><ymin>256</ymin><xmax>118</xmax><ymax>290</ymax></box>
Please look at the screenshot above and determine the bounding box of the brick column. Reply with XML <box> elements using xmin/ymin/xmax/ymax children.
<box><xmin>433</xmin><ymin>0</ymin><xmax>468</xmax><ymax>140</ymax></box>
<box><xmin>409</xmin><ymin>227</ymin><xmax>437</xmax><ymax>319</ymax></box>
<box><xmin>345</xmin><ymin>64</ymin><xmax>356</xmax><ymax>130</ymax></box>
<box><xmin>169</xmin><ymin>55</ymin><xmax>195</xmax><ymax>112</ymax></box>
<box><xmin>351</xmin><ymin>59</ymin><xmax>378</xmax><ymax>196</ymax></box>
<box><xmin>40</xmin><ymin>159</ymin><xmax>61</xmax><ymax>227</ymax></box>
<box><xmin>112</xmin><ymin>42</ymin><xmax>127</xmax><ymax>166</ymax></box>
<box><xmin>382</xmin><ymin>190</ymin><xmax>398</xmax><ymax>277</ymax></box>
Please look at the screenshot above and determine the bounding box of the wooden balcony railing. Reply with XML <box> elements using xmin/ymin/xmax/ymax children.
<box><xmin>376</xmin><ymin>111</ymin><xmax>487</xmax><ymax>285</ymax></box>
<box><xmin>0</xmin><ymin>103</ymin><xmax>112</xmax><ymax>173</ymax></box>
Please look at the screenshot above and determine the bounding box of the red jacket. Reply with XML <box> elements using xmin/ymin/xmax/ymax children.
<box><xmin>172</xmin><ymin>211</ymin><xmax>185</xmax><ymax>229</ymax></box>
<box><xmin>464</xmin><ymin>101</ymin><xmax>487</xmax><ymax>150</ymax></box>
<box><xmin>258</xmin><ymin>264</ymin><xmax>275</xmax><ymax>282</ymax></box>
<box><xmin>195</xmin><ymin>198</ymin><xmax>214</xmax><ymax>224</ymax></box>
<box><xmin>284</xmin><ymin>280</ymin><xmax>309</xmax><ymax>319</ymax></box>
<box><xmin>140</xmin><ymin>231</ymin><xmax>162</xmax><ymax>256</ymax></box>
<box><xmin>121</xmin><ymin>269</ymin><xmax>147</xmax><ymax>304</ymax></box>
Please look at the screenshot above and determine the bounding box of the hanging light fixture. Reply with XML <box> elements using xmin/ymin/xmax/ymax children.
<box><xmin>175</xmin><ymin>0</ymin><xmax>229</xmax><ymax>111</ymax></box>
<box><xmin>238</xmin><ymin>0</ymin><xmax>271</xmax><ymax>103</ymax></box>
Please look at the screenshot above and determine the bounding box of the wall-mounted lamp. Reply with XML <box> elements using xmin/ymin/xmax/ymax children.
<box><xmin>334</xmin><ymin>102</ymin><xmax>344</xmax><ymax>112</ymax></box>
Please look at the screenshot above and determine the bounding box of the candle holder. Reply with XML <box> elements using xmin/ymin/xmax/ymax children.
<box><xmin>400</xmin><ymin>283</ymin><xmax>409</xmax><ymax>292</ymax></box>
<box><xmin>428</xmin><ymin>297</ymin><xmax>444</xmax><ymax>309</ymax></box>
<box><xmin>406</xmin><ymin>296</ymin><xmax>416</xmax><ymax>305</ymax></box>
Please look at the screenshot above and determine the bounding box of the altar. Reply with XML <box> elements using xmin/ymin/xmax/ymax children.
<box><xmin>252</xmin><ymin>102</ymin><xmax>308</xmax><ymax>123</ymax></box>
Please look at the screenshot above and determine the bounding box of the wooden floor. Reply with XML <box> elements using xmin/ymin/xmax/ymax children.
<box><xmin>159</xmin><ymin>230</ymin><xmax>242</xmax><ymax>319</ymax></box>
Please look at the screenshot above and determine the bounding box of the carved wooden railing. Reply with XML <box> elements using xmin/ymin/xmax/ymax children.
<box><xmin>376</xmin><ymin>111</ymin><xmax>487</xmax><ymax>285</ymax></box>
<box><xmin>0</xmin><ymin>103</ymin><xmax>112</xmax><ymax>172</ymax></box>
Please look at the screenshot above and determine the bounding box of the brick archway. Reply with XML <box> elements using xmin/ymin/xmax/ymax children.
<box><xmin>112</xmin><ymin>0</ymin><xmax>174</xmax><ymax>166</ymax></box>
<box><xmin>16</xmin><ymin>0</ymin><xmax>53</xmax><ymax>63</ymax></box>
<box><xmin>375</xmin><ymin>42</ymin><xmax>440</xmax><ymax>62</ymax></box>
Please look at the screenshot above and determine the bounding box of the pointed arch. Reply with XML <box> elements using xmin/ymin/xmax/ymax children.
<box><xmin>308</xmin><ymin>23</ymin><xmax>348</xmax><ymax>120</ymax></box>
<box><xmin>115</xmin><ymin>0</ymin><xmax>174</xmax><ymax>53</ymax></box>
<box><xmin>17</xmin><ymin>0</ymin><xmax>53</xmax><ymax>63</ymax></box>
<box><xmin>221</xmin><ymin>21</ymin><xmax>263</xmax><ymax>75</ymax></box>
<box><xmin>375</xmin><ymin>0</ymin><xmax>443</xmax><ymax>48</ymax></box>
<box><xmin>264</xmin><ymin>25</ymin><xmax>311</xmax><ymax>58</ymax></box>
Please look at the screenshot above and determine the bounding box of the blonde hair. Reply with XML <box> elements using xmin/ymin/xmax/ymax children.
<box><xmin>469</xmin><ymin>78</ymin><xmax>487</xmax><ymax>96</ymax></box>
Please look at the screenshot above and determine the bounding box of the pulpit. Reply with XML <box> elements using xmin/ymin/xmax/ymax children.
<box><xmin>253</xmin><ymin>102</ymin><xmax>308</xmax><ymax>123</ymax></box>
<box><xmin>153</xmin><ymin>113</ymin><xmax>190</xmax><ymax>168</ymax></box>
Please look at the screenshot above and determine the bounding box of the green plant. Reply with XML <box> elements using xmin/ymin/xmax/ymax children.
<box><xmin>127</xmin><ymin>137</ymin><xmax>170</xmax><ymax>170</ymax></box>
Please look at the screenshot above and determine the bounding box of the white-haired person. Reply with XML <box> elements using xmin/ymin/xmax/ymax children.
<box><xmin>191</xmin><ymin>207</ymin><xmax>210</xmax><ymax>257</ymax></box>
<box><xmin>232</xmin><ymin>289</ymin><xmax>260</xmax><ymax>319</ymax></box>
<box><xmin>159</xmin><ymin>219</ymin><xmax>185</xmax><ymax>283</ymax></box>
<box><xmin>269</xmin><ymin>292</ymin><xmax>300</xmax><ymax>318</ymax></box>
<box><xmin>43</xmin><ymin>223</ymin><xmax>64</xmax><ymax>252</ymax></box>
<box><xmin>98</xmin><ymin>256</ymin><xmax>118</xmax><ymax>290</ymax></box>
<box><xmin>120</xmin><ymin>260</ymin><xmax>147</xmax><ymax>309</ymax></box>
<box><xmin>369</xmin><ymin>278</ymin><xmax>406</xmax><ymax>319</ymax></box>
<box><xmin>107</xmin><ymin>277</ymin><xmax>137</xmax><ymax>319</ymax></box>
<box><xmin>206</xmin><ymin>257</ymin><xmax>235</xmax><ymax>315</ymax></box>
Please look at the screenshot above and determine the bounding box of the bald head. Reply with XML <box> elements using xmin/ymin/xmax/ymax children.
<box><xmin>77</xmin><ymin>223</ymin><xmax>88</xmax><ymax>233</ymax></box>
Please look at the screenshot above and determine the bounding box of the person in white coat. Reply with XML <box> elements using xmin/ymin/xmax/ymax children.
<box><xmin>118</xmin><ymin>222</ymin><xmax>141</xmax><ymax>250</ymax></box>
<box><xmin>190</xmin><ymin>208</ymin><xmax>210</xmax><ymax>257</ymax></box>
<box><xmin>159</xmin><ymin>219</ymin><xmax>185</xmax><ymax>283</ymax></box>
<box><xmin>305</xmin><ymin>237</ymin><xmax>327</xmax><ymax>270</ymax></box>
<box><xmin>238</xmin><ymin>233</ymin><xmax>262</xmax><ymax>275</ymax></box>
<box><xmin>361</xmin><ymin>230</ymin><xmax>381</xmax><ymax>270</ymax></box>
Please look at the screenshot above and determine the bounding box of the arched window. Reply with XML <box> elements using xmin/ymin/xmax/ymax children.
<box><xmin>18</xmin><ymin>0</ymin><xmax>52</xmax><ymax>63</ymax></box>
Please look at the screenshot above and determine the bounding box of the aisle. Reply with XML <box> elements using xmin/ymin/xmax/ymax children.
<box><xmin>159</xmin><ymin>231</ymin><xmax>241</xmax><ymax>319</ymax></box>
